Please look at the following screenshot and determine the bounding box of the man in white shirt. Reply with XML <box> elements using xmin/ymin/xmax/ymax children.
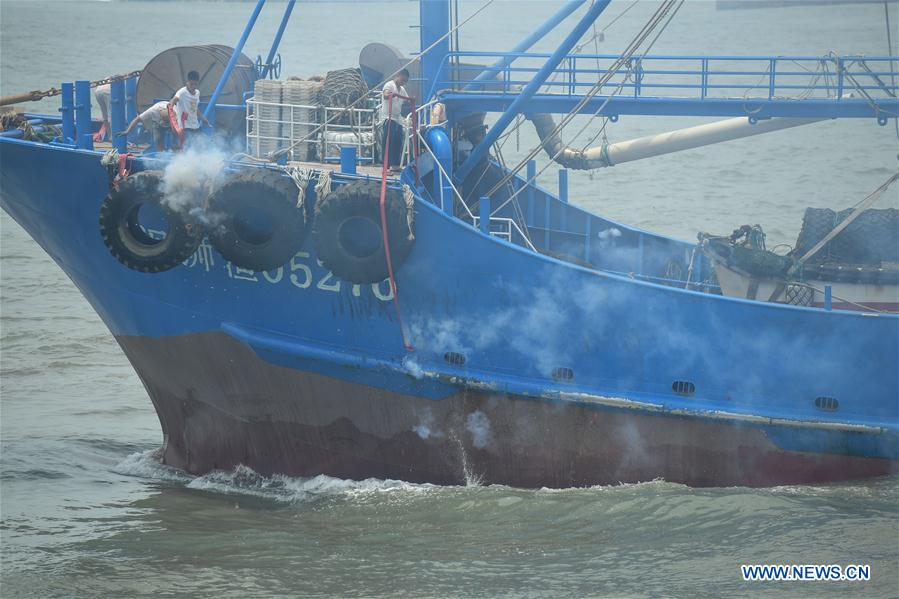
<box><xmin>381</xmin><ymin>69</ymin><xmax>411</xmax><ymax>174</ymax></box>
<box><xmin>170</xmin><ymin>70</ymin><xmax>210</xmax><ymax>147</ymax></box>
<box><xmin>119</xmin><ymin>101</ymin><xmax>170</xmax><ymax>152</ymax></box>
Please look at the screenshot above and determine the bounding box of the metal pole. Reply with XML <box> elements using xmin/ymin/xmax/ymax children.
<box><xmin>58</xmin><ymin>82</ymin><xmax>75</xmax><ymax>143</ymax></box>
<box><xmin>262</xmin><ymin>0</ymin><xmax>295</xmax><ymax>79</ymax></box>
<box><xmin>466</xmin><ymin>0</ymin><xmax>586</xmax><ymax>91</ymax></box>
<box><xmin>110</xmin><ymin>79</ymin><xmax>127</xmax><ymax>153</ymax></box>
<box><xmin>479</xmin><ymin>197</ymin><xmax>491</xmax><ymax>234</ymax></box>
<box><xmin>204</xmin><ymin>0</ymin><xmax>266</xmax><ymax>125</ymax></box>
<box><xmin>125</xmin><ymin>77</ymin><xmax>138</xmax><ymax>143</ymax></box>
<box><xmin>455</xmin><ymin>0</ymin><xmax>612</xmax><ymax>182</ymax></box>
<box><xmin>558</xmin><ymin>168</ymin><xmax>568</xmax><ymax>203</ymax></box>
<box><xmin>420</xmin><ymin>0</ymin><xmax>451</xmax><ymax>103</ymax></box>
<box><xmin>74</xmin><ymin>79</ymin><xmax>93</xmax><ymax>150</ymax></box>
<box><xmin>340</xmin><ymin>146</ymin><xmax>357</xmax><ymax>174</ymax></box>
<box><xmin>526</xmin><ymin>159</ymin><xmax>536</xmax><ymax>225</ymax></box>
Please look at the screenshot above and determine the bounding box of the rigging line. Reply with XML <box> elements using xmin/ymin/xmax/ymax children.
<box><xmin>484</xmin><ymin>0</ymin><xmax>680</xmax><ymax>200</ymax></box>
<box><xmin>492</xmin><ymin>143</ymin><xmax>534</xmax><ymax>246</ymax></box>
<box><xmin>539</xmin><ymin>0</ymin><xmax>652</xmax><ymax>95</ymax></box>
<box><xmin>483</xmin><ymin>2</ymin><xmax>676</xmax><ymax>199</ymax></box>
<box><xmin>512</xmin><ymin>0</ymin><xmax>647</xmax><ymax>144</ymax></box>
<box><xmin>578</xmin><ymin>0</ymin><xmax>681</xmax><ymax>152</ymax></box>
<box><xmin>488</xmin><ymin>0</ymin><xmax>684</xmax><ymax>217</ymax></box>
<box><xmin>271</xmin><ymin>0</ymin><xmax>497</xmax><ymax>160</ymax></box>
<box><xmin>499</xmin><ymin>0</ymin><xmax>643</xmax><ymax>160</ymax></box>
<box><xmin>886</xmin><ymin>0</ymin><xmax>899</xmax><ymax>140</ymax></box>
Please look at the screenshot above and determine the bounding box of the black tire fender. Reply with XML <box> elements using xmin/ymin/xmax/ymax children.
<box><xmin>99</xmin><ymin>170</ymin><xmax>203</xmax><ymax>273</ymax></box>
<box><xmin>207</xmin><ymin>168</ymin><xmax>307</xmax><ymax>272</ymax></box>
<box><xmin>314</xmin><ymin>180</ymin><xmax>415</xmax><ymax>284</ymax></box>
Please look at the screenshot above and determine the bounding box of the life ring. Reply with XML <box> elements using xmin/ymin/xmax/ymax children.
<box><xmin>314</xmin><ymin>179</ymin><xmax>415</xmax><ymax>284</ymax></box>
<box><xmin>207</xmin><ymin>169</ymin><xmax>307</xmax><ymax>271</ymax></box>
<box><xmin>167</xmin><ymin>103</ymin><xmax>185</xmax><ymax>147</ymax></box>
<box><xmin>99</xmin><ymin>170</ymin><xmax>204</xmax><ymax>273</ymax></box>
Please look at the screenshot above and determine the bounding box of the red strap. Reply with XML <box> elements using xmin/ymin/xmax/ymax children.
<box><xmin>117</xmin><ymin>153</ymin><xmax>134</xmax><ymax>178</ymax></box>
<box><xmin>390</xmin><ymin>93</ymin><xmax>420</xmax><ymax>185</ymax></box>
<box><xmin>167</xmin><ymin>104</ymin><xmax>184</xmax><ymax>148</ymax></box>
<box><xmin>380</xmin><ymin>94</ymin><xmax>413</xmax><ymax>351</ymax></box>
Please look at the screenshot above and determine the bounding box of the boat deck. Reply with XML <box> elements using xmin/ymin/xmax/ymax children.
<box><xmin>283</xmin><ymin>159</ymin><xmax>388</xmax><ymax>179</ymax></box>
<box><xmin>91</xmin><ymin>140</ymin><xmax>392</xmax><ymax>180</ymax></box>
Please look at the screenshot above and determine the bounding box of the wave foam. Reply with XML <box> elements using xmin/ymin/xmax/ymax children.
<box><xmin>112</xmin><ymin>449</ymin><xmax>434</xmax><ymax>503</ymax></box>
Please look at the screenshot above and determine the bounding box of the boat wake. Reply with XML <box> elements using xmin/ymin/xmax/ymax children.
<box><xmin>112</xmin><ymin>448</ymin><xmax>437</xmax><ymax>503</ymax></box>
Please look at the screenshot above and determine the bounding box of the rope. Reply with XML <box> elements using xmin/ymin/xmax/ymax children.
<box><xmin>270</xmin><ymin>0</ymin><xmax>496</xmax><ymax>162</ymax></box>
<box><xmin>379</xmin><ymin>95</ymin><xmax>413</xmax><ymax>351</ymax></box>
<box><xmin>282</xmin><ymin>166</ymin><xmax>312</xmax><ymax>207</ymax></box>
<box><xmin>0</xmin><ymin>71</ymin><xmax>142</xmax><ymax>107</ymax></box>
<box><xmin>314</xmin><ymin>169</ymin><xmax>332</xmax><ymax>197</ymax></box>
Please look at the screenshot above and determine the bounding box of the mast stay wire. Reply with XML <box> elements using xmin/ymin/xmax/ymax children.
<box><xmin>486</xmin><ymin>0</ymin><xmax>684</xmax><ymax>218</ymax></box>
<box><xmin>482</xmin><ymin>0</ymin><xmax>682</xmax><ymax>204</ymax></box>
<box><xmin>464</xmin><ymin>0</ymin><xmax>672</xmax><ymax>203</ymax></box>
<box><xmin>456</xmin><ymin>0</ymin><xmax>646</xmax><ymax>200</ymax></box>
<box><xmin>886</xmin><ymin>0</ymin><xmax>899</xmax><ymax>143</ymax></box>
<box><xmin>491</xmin><ymin>0</ymin><xmax>643</xmax><ymax>147</ymax></box>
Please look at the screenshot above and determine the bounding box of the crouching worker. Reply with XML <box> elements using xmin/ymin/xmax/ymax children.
<box><xmin>118</xmin><ymin>101</ymin><xmax>171</xmax><ymax>152</ymax></box>
<box><xmin>93</xmin><ymin>82</ymin><xmax>111</xmax><ymax>142</ymax></box>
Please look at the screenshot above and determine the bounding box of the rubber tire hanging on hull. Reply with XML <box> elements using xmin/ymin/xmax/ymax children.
<box><xmin>314</xmin><ymin>179</ymin><xmax>415</xmax><ymax>284</ymax></box>
<box><xmin>207</xmin><ymin>169</ymin><xmax>307</xmax><ymax>272</ymax></box>
<box><xmin>99</xmin><ymin>170</ymin><xmax>203</xmax><ymax>273</ymax></box>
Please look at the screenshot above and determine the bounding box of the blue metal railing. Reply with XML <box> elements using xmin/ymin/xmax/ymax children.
<box><xmin>435</xmin><ymin>51</ymin><xmax>899</xmax><ymax>103</ymax></box>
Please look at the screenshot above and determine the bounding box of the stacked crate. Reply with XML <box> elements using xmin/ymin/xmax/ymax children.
<box><xmin>283</xmin><ymin>79</ymin><xmax>323</xmax><ymax>161</ymax></box>
<box><xmin>250</xmin><ymin>79</ymin><xmax>283</xmax><ymax>158</ymax></box>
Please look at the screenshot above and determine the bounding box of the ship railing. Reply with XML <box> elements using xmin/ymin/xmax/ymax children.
<box><xmin>432</xmin><ymin>51</ymin><xmax>899</xmax><ymax>104</ymax></box>
<box><xmin>245</xmin><ymin>97</ymin><xmax>378</xmax><ymax>162</ymax></box>
<box><xmin>471</xmin><ymin>216</ymin><xmax>536</xmax><ymax>251</ymax></box>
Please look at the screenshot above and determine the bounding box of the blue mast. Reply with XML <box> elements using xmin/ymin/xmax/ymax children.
<box><xmin>420</xmin><ymin>0</ymin><xmax>452</xmax><ymax>106</ymax></box>
<box><xmin>204</xmin><ymin>0</ymin><xmax>266</xmax><ymax>125</ymax></box>
<box><xmin>466</xmin><ymin>0</ymin><xmax>587</xmax><ymax>91</ymax></box>
<box><xmin>262</xmin><ymin>0</ymin><xmax>296</xmax><ymax>79</ymax></box>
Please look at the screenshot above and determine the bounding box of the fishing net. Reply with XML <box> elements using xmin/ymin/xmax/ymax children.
<box><xmin>795</xmin><ymin>207</ymin><xmax>899</xmax><ymax>265</ymax></box>
<box><xmin>723</xmin><ymin>242</ymin><xmax>794</xmax><ymax>278</ymax></box>
<box><xmin>320</xmin><ymin>68</ymin><xmax>369</xmax><ymax>110</ymax></box>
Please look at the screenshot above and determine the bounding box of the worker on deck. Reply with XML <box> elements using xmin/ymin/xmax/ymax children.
<box><xmin>170</xmin><ymin>70</ymin><xmax>210</xmax><ymax>147</ymax></box>
<box><xmin>381</xmin><ymin>69</ymin><xmax>411</xmax><ymax>174</ymax></box>
<box><xmin>118</xmin><ymin>101</ymin><xmax>171</xmax><ymax>152</ymax></box>
<box><xmin>93</xmin><ymin>82</ymin><xmax>111</xmax><ymax>142</ymax></box>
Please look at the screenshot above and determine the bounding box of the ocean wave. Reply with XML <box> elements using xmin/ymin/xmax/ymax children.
<box><xmin>112</xmin><ymin>449</ymin><xmax>435</xmax><ymax>503</ymax></box>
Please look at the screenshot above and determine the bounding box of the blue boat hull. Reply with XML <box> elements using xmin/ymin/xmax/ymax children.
<box><xmin>2</xmin><ymin>136</ymin><xmax>897</xmax><ymax>487</ymax></box>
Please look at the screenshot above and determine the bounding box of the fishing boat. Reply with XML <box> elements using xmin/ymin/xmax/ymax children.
<box><xmin>700</xmin><ymin>202</ymin><xmax>899</xmax><ymax>312</ymax></box>
<box><xmin>1</xmin><ymin>0</ymin><xmax>897</xmax><ymax>488</ymax></box>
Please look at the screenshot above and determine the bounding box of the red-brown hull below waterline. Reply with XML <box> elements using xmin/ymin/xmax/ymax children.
<box><xmin>116</xmin><ymin>332</ymin><xmax>897</xmax><ymax>488</ymax></box>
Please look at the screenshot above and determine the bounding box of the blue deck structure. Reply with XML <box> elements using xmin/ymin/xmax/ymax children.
<box><xmin>1</xmin><ymin>0</ymin><xmax>897</xmax><ymax>487</ymax></box>
<box><xmin>436</xmin><ymin>52</ymin><xmax>899</xmax><ymax>119</ymax></box>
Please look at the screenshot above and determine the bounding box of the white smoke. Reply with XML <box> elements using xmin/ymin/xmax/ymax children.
<box><xmin>408</xmin><ymin>266</ymin><xmax>628</xmax><ymax>378</ymax></box>
<box><xmin>598</xmin><ymin>226</ymin><xmax>622</xmax><ymax>241</ymax></box>
<box><xmin>402</xmin><ymin>354</ymin><xmax>424</xmax><ymax>379</ymax></box>
<box><xmin>412</xmin><ymin>407</ymin><xmax>445</xmax><ymax>440</ymax></box>
<box><xmin>465</xmin><ymin>410</ymin><xmax>492</xmax><ymax>450</ymax></box>
<box><xmin>160</xmin><ymin>142</ymin><xmax>228</xmax><ymax>222</ymax></box>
